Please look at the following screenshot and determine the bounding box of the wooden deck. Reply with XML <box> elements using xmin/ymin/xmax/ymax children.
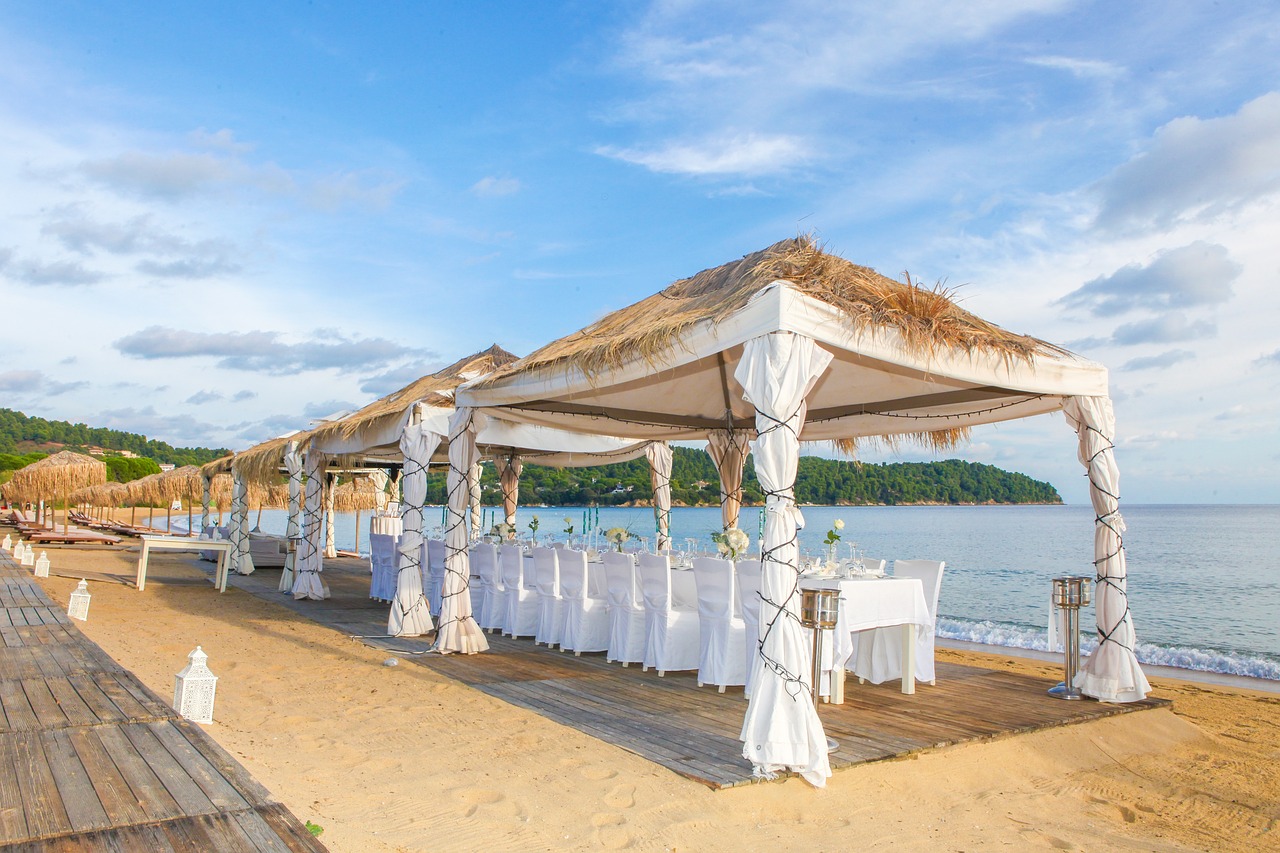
<box><xmin>0</xmin><ymin>550</ymin><xmax>327</xmax><ymax>851</ymax></box>
<box><xmin>223</xmin><ymin>555</ymin><xmax>1170</xmax><ymax>789</ymax></box>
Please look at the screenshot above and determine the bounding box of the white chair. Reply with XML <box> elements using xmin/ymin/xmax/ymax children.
<box><xmin>532</xmin><ymin>547</ymin><xmax>564</xmax><ymax>647</ymax></box>
<box><xmin>858</xmin><ymin>557</ymin><xmax>887</xmax><ymax>574</ymax></box>
<box><xmin>469</xmin><ymin>542</ymin><xmax>498</xmax><ymax>623</ymax></box>
<box><xmin>558</xmin><ymin>549</ymin><xmax>610</xmax><ymax>655</ymax></box>
<box><xmin>602</xmin><ymin>551</ymin><xmax>646</xmax><ymax>666</ymax></box>
<box><xmin>850</xmin><ymin>559</ymin><xmax>946</xmax><ymax>685</ymax></box>
<box><xmin>635</xmin><ymin>553</ymin><xmax>700</xmax><ymax>676</ymax></box>
<box><xmin>692</xmin><ymin>557</ymin><xmax>746</xmax><ymax>691</ymax></box>
<box><xmin>501</xmin><ymin>544</ymin><xmax>539</xmax><ymax>638</ymax></box>
<box><xmin>735</xmin><ymin>560</ymin><xmax>763</xmax><ymax>696</ymax></box>
<box><xmin>368</xmin><ymin>532</ymin><xmax>399</xmax><ymax>602</ymax></box>
<box><xmin>425</xmin><ymin>539</ymin><xmax>447</xmax><ymax>615</ymax></box>
<box><xmin>477</xmin><ymin>544</ymin><xmax>507</xmax><ymax>633</ymax></box>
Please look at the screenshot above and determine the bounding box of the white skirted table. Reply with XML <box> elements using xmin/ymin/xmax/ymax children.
<box><xmin>136</xmin><ymin>535</ymin><xmax>234</xmax><ymax>592</ymax></box>
<box><xmin>799</xmin><ymin>576</ymin><xmax>931</xmax><ymax>699</ymax></box>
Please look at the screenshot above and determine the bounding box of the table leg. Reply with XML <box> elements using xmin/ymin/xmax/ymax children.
<box><xmin>216</xmin><ymin>550</ymin><xmax>228</xmax><ymax>593</ymax></box>
<box><xmin>832</xmin><ymin>662</ymin><xmax>845</xmax><ymax>704</ymax></box>
<box><xmin>901</xmin><ymin>623</ymin><xmax>916</xmax><ymax>695</ymax></box>
<box><xmin>135</xmin><ymin>541</ymin><xmax>150</xmax><ymax>591</ymax></box>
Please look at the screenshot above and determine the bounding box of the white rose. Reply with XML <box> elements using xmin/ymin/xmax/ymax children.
<box><xmin>833</xmin><ymin>519</ymin><xmax>845</xmax><ymax>530</ymax></box>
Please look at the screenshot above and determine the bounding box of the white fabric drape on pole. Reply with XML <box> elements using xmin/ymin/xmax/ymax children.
<box><xmin>468</xmin><ymin>462</ymin><xmax>483</xmax><ymax>540</ymax></box>
<box><xmin>436</xmin><ymin>408</ymin><xmax>489</xmax><ymax>653</ymax></box>
<box><xmin>323</xmin><ymin>473</ymin><xmax>338</xmax><ymax>558</ymax></box>
<box><xmin>280</xmin><ymin>441</ymin><xmax>303</xmax><ymax>593</ymax></box>
<box><xmin>644</xmin><ymin>442</ymin><xmax>673</xmax><ymax>551</ymax></box>
<box><xmin>200</xmin><ymin>474</ymin><xmax>212</xmax><ymax>533</ymax></box>
<box><xmin>499</xmin><ymin>453</ymin><xmax>523</xmax><ymax>526</ymax></box>
<box><xmin>293</xmin><ymin>450</ymin><xmax>330</xmax><ymax>600</ymax></box>
<box><xmin>707</xmin><ymin>430</ymin><xmax>751</xmax><ymax>531</ymax></box>
<box><xmin>1063</xmin><ymin>396</ymin><xmax>1150</xmax><ymax>703</ymax></box>
<box><xmin>736</xmin><ymin>332</ymin><xmax>833</xmax><ymax>787</ymax></box>
<box><xmin>228</xmin><ymin>470</ymin><xmax>256</xmax><ymax>576</ymax></box>
<box><xmin>390</xmin><ymin>419</ymin><xmax>436</xmax><ymax>636</ymax></box>
<box><xmin>370</xmin><ymin>469</ymin><xmax>390</xmax><ymax>513</ymax></box>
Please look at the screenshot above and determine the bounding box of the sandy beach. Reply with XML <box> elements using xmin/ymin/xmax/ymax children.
<box><xmin>27</xmin><ymin>545</ymin><xmax>1280</xmax><ymax>853</ymax></box>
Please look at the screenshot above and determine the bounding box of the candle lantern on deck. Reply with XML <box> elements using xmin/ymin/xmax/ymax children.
<box><xmin>67</xmin><ymin>579</ymin><xmax>91</xmax><ymax>621</ymax></box>
<box><xmin>1048</xmin><ymin>576</ymin><xmax>1093</xmax><ymax>700</ymax></box>
<box><xmin>2</xmin><ymin>534</ymin><xmax>11</xmax><ymax>551</ymax></box>
<box><xmin>174</xmin><ymin>646</ymin><xmax>218</xmax><ymax>724</ymax></box>
<box><xmin>11</xmin><ymin>541</ymin><xmax>24</xmax><ymax>562</ymax></box>
<box><xmin>20</xmin><ymin>546</ymin><xmax>35</xmax><ymax>567</ymax></box>
<box><xmin>34</xmin><ymin>551</ymin><xmax>50</xmax><ymax>578</ymax></box>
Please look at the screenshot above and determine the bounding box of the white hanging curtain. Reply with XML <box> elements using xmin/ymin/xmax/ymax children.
<box><xmin>228</xmin><ymin>469</ymin><xmax>256</xmax><ymax>576</ymax></box>
<box><xmin>370</xmin><ymin>469</ymin><xmax>390</xmax><ymax>513</ymax></box>
<box><xmin>390</xmin><ymin>419</ymin><xmax>436</xmax><ymax>636</ymax></box>
<box><xmin>707</xmin><ymin>430</ymin><xmax>751</xmax><ymax>531</ymax></box>
<box><xmin>280</xmin><ymin>441</ymin><xmax>304</xmax><ymax>593</ymax></box>
<box><xmin>736</xmin><ymin>332</ymin><xmax>834</xmax><ymax>787</ymax></box>
<box><xmin>323</xmin><ymin>473</ymin><xmax>338</xmax><ymax>558</ymax></box>
<box><xmin>200</xmin><ymin>473</ymin><xmax>212</xmax><ymax>533</ymax></box>
<box><xmin>293</xmin><ymin>450</ymin><xmax>330</xmax><ymax>600</ymax></box>
<box><xmin>468</xmin><ymin>461</ymin><xmax>484</xmax><ymax>540</ymax></box>
<box><xmin>644</xmin><ymin>441</ymin><xmax>673</xmax><ymax>551</ymax></box>
<box><xmin>1063</xmin><ymin>396</ymin><xmax>1150</xmax><ymax>703</ymax></box>
<box><xmin>500</xmin><ymin>453</ymin><xmax>522</xmax><ymax>526</ymax></box>
<box><xmin>436</xmin><ymin>407</ymin><xmax>490</xmax><ymax>653</ymax></box>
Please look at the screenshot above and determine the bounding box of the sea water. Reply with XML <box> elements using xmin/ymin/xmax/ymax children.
<box><xmin>189</xmin><ymin>504</ymin><xmax>1280</xmax><ymax>683</ymax></box>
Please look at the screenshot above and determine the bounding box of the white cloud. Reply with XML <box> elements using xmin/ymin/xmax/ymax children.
<box><xmin>8</xmin><ymin>257</ymin><xmax>105</xmax><ymax>286</ymax></box>
<box><xmin>79</xmin><ymin>151</ymin><xmax>237</xmax><ymax>200</ymax></box>
<box><xmin>1094</xmin><ymin>92</ymin><xmax>1280</xmax><ymax>231</ymax></box>
<box><xmin>1120</xmin><ymin>349</ymin><xmax>1196</xmax><ymax>372</ymax></box>
<box><xmin>1110</xmin><ymin>312</ymin><xmax>1217</xmax><ymax>346</ymax></box>
<box><xmin>470</xmin><ymin>176</ymin><xmax>522</xmax><ymax>198</ymax></box>
<box><xmin>1023</xmin><ymin>55</ymin><xmax>1123</xmax><ymax>79</ymax></box>
<box><xmin>1059</xmin><ymin>241</ymin><xmax>1240</xmax><ymax>316</ymax></box>
<box><xmin>596</xmin><ymin>133</ymin><xmax>811</xmax><ymax>177</ymax></box>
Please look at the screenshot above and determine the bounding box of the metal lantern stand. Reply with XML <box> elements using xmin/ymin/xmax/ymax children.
<box><xmin>800</xmin><ymin>587</ymin><xmax>842</xmax><ymax>753</ymax></box>
<box><xmin>1048</xmin><ymin>575</ymin><xmax>1093</xmax><ymax>700</ymax></box>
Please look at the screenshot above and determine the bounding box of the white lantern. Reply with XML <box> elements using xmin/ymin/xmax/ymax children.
<box><xmin>2</xmin><ymin>534</ymin><xmax>11</xmax><ymax>551</ymax></box>
<box><xmin>11</xmin><ymin>541</ymin><xmax>23</xmax><ymax>561</ymax></box>
<box><xmin>67</xmin><ymin>579</ymin><xmax>91</xmax><ymax>621</ymax></box>
<box><xmin>34</xmin><ymin>551</ymin><xmax>50</xmax><ymax>578</ymax></box>
<box><xmin>21</xmin><ymin>546</ymin><xmax>35</xmax><ymax>567</ymax></box>
<box><xmin>173</xmin><ymin>646</ymin><xmax>218</xmax><ymax>724</ymax></box>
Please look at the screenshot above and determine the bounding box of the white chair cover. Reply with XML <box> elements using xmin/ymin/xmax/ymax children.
<box><xmin>426</xmin><ymin>538</ymin><xmax>447</xmax><ymax>615</ymax></box>
<box><xmin>602</xmin><ymin>551</ymin><xmax>646</xmax><ymax>665</ymax></box>
<box><xmin>850</xmin><ymin>560</ymin><xmax>946</xmax><ymax>685</ymax></box>
<box><xmin>693</xmin><ymin>557</ymin><xmax>747</xmax><ymax>690</ymax></box>
<box><xmin>636</xmin><ymin>553</ymin><xmax>700</xmax><ymax>675</ymax></box>
<box><xmin>532</xmin><ymin>547</ymin><xmax>564</xmax><ymax>647</ymax></box>
<box><xmin>559</xmin><ymin>549</ymin><xmax>610</xmax><ymax>655</ymax></box>
<box><xmin>735</xmin><ymin>560</ymin><xmax>764</xmax><ymax>696</ymax></box>
<box><xmin>469</xmin><ymin>542</ymin><xmax>497</xmax><ymax>618</ymax></box>
<box><xmin>500</xmin><ymin>544</ymin><xmax>539</xmax><ymax>638</ymax></box>
<box><xmin>368</xmin><ymin>533</ymin><xmax>399</xmax><ymax>602</ymax></box>
<box><xmin>476</xmin><ymin>543</ymin><xmax>506</xmax><ymax>631</ymax></box>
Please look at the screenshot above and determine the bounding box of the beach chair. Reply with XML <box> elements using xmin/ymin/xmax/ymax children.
<box><xmin>636</xmin><ymin>553</ymin><xmax>700</xmax><ymax>676</ymax></box>
<box><xmin>692</xmin><ymin>556</ymin><xmax>747</xmax><ymax>691</ymax></box>
<box><xmin>851</xmin><ymin>560</ymin><xmax>946</xmax><ymax>686</ymax></box>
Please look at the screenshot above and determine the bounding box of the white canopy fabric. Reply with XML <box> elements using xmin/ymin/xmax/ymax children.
<box><xmin>389</xmin><ymin>420</ymin><xmax>435</xmax><ymax>637</ymax></box>
<box><xmin>468</xmin><ymin>462</ymin><xmax>483</xmax><ymax>540</ymax></box>
<box><xmin>644</xmin><ymin>442</ymin><xmax>673</xmax><ymax>551</ymax></box>
<box><xmin>200</xmin><ymin>473</ymin><xmax>212</xmax><ymax>533</ymax></box>
<box><xmin>706</xmin><ymin>429</ymin><xmax>751</xmax><ymax>531</ymax></box>
<box><xmin>228</xmin><ymin>470</ymin><xmax>255</xmax><ymax>576</ymax></box>
<box><xmin>438</xmin><ymin>408</ymin><xmax>489</xmax><ymax>653</ymax></box>
<box><xmin>1063</xmin><ymin>396</ymin><xmax>1150</xmax><ymax>702</ymax></box>
<box><xmin>280</xmin><ymin>440</ymin><xmax>303</xmax><ymax>593</ymax></box>
<box><xmin>499</xmin><ymin>452</ymin><xmax>523</xmax><ymax>526</ymax></box>
<box><xmin>735</xmin><ymin>332</ymin><xmax>834</xmax><ymax>786</ymax></box>
<box><xmin>323</xmin><ymin>473</ymin><xmax>338</xmax><ymax>559</ymax></box>
<box><xmin>293</xmin><ymin>450</ymin><xmax>329</xmax><ymax>600</ymax></box>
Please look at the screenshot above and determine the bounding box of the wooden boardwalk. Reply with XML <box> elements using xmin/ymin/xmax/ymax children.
<box><xmin>0</xmin><ymin>550</ymin><xmax>327</xmax><ymax>851</ymax></box>
<box><xmin>225</xmin><ymin>556</ymin><xmax>1170</xmax><ymax>789</ymax></box>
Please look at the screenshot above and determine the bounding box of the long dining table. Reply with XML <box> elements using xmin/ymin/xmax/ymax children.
<box><xmin>798</xmin><ymin>574</ymin><xmax>932</xmax><ymax>700</ymax></box>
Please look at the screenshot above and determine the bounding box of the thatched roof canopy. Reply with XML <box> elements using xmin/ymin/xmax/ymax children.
<box><xmin>6</xmin><ymin>450</ymin><xmax>107</xmax><ymax>502</ymax></box>
<box><xmin>330</xmin><ymin>475</ymin><xmax>383</xmax><ymax>512</ymax></box>
<box><xmin>459</xmin><ymin>237</ymin><xmax>1108</xmax><ymax>447</ymax></box>
<box><xmin>307</xmin><ymin>344</ymin><xmax>518</xmax><ymax>457</ymax></box>
<box><xmin>232</xmin><ymin>432</ymin><xmax>307</xmax><ymax>487</ymax></box>
<box><xmin>200</xmin><ymin>455</ymin><xmax>235</xmax><ymax>477</ymax></box>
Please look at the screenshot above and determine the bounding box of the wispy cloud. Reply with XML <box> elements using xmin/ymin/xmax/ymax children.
<box><xmin>596</xmin><ymin>133</ymin><xmax>811</xmax><ymax>177</ymax></box>
<box><xmin>1059</xmin><ymin>241</ymin><xmax>1240</xmax><ymax>316</ymax></box>
<box><xmin>0</xmin><ymin>370</ymin><xmax>88</xmax><ymax>396</ymax></box>
<box><xmin>1110</xmin><ymin>312</ymin><xmax>1216</xmax><ymax>346</ymax></box>
<box><xmin>1121</xmin><ymin>349</ymin><xmax>1195</xmax><ymax>371</ymax></box>
<box><xmin>470</xmin><ymin>176</ymin><xmax>522</xmax><ymax>198</ymax></box>
<box><xmin>8</xmin><ymin>258</ymin><xmax>105</xmax><ymax>286</ymax></box>
<box><xmin>185</xmin><ymin>390</ymin><xmax>223</xmax><ymax>405</ymax></box>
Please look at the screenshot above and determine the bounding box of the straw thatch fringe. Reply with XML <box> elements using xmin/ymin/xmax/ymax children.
<box><xmin>308</xmin><ymin>344</ymin><xmax>519</xmax><ymax>448</ymax></box>
<box><xmin>5</xmin><ymin>450</ymin><xmax>107</xmax><ymax>502</ymax></box>
<box><xmin>330</xmin><ymin>476</ymin><xmax>383</xmax><ymax>512</ymax></box>
<box><xmin>474</xmin><ymin>236</ymin><xmax>1061</xmax><ymax>387</ymax></box>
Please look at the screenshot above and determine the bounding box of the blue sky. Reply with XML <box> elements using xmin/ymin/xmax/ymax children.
<box><xmin>1</xmin><ymin>1</ymin><xmax>1278</xmax><ymax>504</ymax></box>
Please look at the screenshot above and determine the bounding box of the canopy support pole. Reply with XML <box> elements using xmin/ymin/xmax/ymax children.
<box><xmin>281</xmin><ymin>441</ymin><xmax>304</xmax><ymax>593</ymax></box>
<box><xmin>644</xmin><ymin>442</ymin><xmax>673</xmax><ymax>551</ymax></box>
<box><xmin>389</xmin><ymin>408</ymin><xmax>435</xmax><ymax>637</ymax></box>
<box><xmin>435</xmin><ymin>408</ymin><xmax>489</xmax><ymax>654</ymax></box>
<box><xmin>707</xmin><ymin>430</ymin><xmax>751</xmax><ymax>531</ymax></box>
<box><xmin>293</xmin><ymin>451</ymin><xmax>330</xmax><ymax>600</ymax></box>
<box><xmin>499</xmin><ymin>453</ymin><xmax>523</xmax><ymax>527</ymax></box>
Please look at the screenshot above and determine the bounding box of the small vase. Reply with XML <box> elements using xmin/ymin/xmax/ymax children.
<box><xmin>825</xmin><ymin>543</ymin><xmax>839</xmax><ymax>572</ymax></box>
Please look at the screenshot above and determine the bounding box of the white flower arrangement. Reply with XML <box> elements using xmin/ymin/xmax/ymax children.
<box><xmin>823</xmin><ymin>518</ymin><xmax>845</xmax><ymax>546</ymax></box>
<box><xmin>490</xmin><ymin>522</ymin><xmax>515</xmax><ymax>540</ymax></box>
<box><xmin>604</xmin><ymin>527</ymin><xmax>632</xmax><ymax>551</ymax></box>
<box><xmin>563</xmin><ymin>516</ymin><xmax>574</xmax><ymax>534</ymax></box>
<box><xmin>711</xmin><ymin>527</ymin><xmax>750</xmax><ymax>560</ymax></box>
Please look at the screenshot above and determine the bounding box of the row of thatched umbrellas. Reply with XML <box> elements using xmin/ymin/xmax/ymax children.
<box><xmin>2</xmin><ymin>449</ymin><xmax>385</xmax><ymax>533</ymax></box>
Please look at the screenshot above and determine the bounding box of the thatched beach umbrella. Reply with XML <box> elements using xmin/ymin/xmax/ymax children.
<box><xmin>6</xmin><ymin>450</ymin><xmax>107</xmax><ymax>528</ymax></box>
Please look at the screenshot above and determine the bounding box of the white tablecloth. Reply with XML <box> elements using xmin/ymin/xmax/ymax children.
<box><xmin>370</xmin><ymin>515</ymin><xmax>403</xmax><ymax>536</ymax></box>
<box><xmin>799</xmin><ymin>576</ymin><xmax>931</xmax><ymax>697</ymax></box>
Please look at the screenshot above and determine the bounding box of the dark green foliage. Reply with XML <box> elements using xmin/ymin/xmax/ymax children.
<box><xmin>424</xmin><ymin>447</ymin><xmax>1061</xmax><ymax>506</ymax></box>
<box><xmin>103</xmin><ymin>456</ymin><xmax>162</xmax><ymax>483</ymax></box>
<box><xmin>0</xmin><ymin>408</ymin><xmax>228</xmax><ymax>467</ymax></box>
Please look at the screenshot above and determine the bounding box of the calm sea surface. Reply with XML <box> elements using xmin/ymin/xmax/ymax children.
<box><xmin>180</xmin><ymin>503</ymin><xmax>1280</xmax><ymax>682</ymax></box>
